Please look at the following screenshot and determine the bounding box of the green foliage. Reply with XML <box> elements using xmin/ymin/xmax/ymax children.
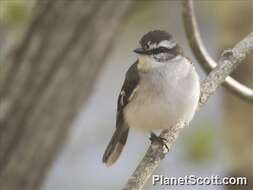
<box><xmin>127</xmin><ymin>1</ymin><xmax>161</xmax><ymax>27</ymax></box>
<box><xmin>0</xmin><ymin>0</ymin><xmax>31</xmax><ymax>27</ymax></box>
<box><xmin>182</xmin><ymin>123</ymin><xmax>215</xmax><ymax>163</ymax></box>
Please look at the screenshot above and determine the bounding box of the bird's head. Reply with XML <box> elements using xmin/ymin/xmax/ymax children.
<box><xmin>134</xmin><ymin>30</ymin><xmax>182</xmax><ymax>70</ymax></box>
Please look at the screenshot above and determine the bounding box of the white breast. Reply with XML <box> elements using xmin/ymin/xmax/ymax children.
<box><xmin>124</xmin><ymin>56</ymin><xmax>200</xmax><ymax>132</ymax></box>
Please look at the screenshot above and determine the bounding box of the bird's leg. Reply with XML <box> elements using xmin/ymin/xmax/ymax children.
<box><xmin>149</xmin><ymin>132</ymin><xmax>169</xmax><ymax>151</ymax></box>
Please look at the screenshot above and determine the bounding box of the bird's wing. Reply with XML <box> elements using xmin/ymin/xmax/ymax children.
<box><xmin>116</xmin><ymin>61</ymin><xmax>139</xmax><ymax>128</ymax></box>
<box><xmin>102</xmin><ymin>61</ymin><xmax>140</xmax><ymax>166</ymax></box>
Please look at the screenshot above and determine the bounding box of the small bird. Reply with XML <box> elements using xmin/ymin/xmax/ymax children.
<box><xmin>102</xmin><ymin>30</ymin><xmax>200</xmax><ymax>166</ymax></box>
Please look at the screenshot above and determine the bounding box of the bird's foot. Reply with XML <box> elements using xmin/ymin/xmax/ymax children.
<box><xmin>149</xmin><ymin>132</ymin><xmax>169</xmax><ymax>152</ymax></box>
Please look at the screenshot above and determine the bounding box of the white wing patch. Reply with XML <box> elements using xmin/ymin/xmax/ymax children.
<box><xmin>120</xmin><ymin>90</ymin><xmax>126</xmax><ymax>106</ymax></box>
<box><xmin>128</xmin><ymin>86</ymin><xmax>139</xmax><ymax>101</ymax></box>
<box><xmin>120</xmin><ymin>86</ymin><xmax>139</xmax><ymax>107</ymax></box>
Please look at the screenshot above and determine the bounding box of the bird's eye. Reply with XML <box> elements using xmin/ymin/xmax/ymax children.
<box><xmin>144</xmin><ymin>44</ymin><xmax>149</xmax><ymax>49</ymax></box>
<box><xmin>159</xmin><ymin>47</ymin><xmax>168</xmax><ymax>51</ymax></box>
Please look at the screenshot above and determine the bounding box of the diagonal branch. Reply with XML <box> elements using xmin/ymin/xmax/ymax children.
<box><xmin>122</xmin><ymin>30</ymin><xmax>253</xmax><ymax>189</ymax></box>
<box><xmin>182</xmin><ymin>0</ymin><xmax>253</xmax><ymax>103</ymax></box>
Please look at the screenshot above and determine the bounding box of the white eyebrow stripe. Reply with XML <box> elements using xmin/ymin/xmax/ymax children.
<box><xmin>158</xmin><ymin>40</ymin><xmax>176</xmax><ymax>49</ymax></box>
<box><xmin>147</xmin><ymin>41</ymin><xmax>157</xmax><ymax>49</ymax></box>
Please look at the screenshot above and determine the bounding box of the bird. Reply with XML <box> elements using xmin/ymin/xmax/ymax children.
<box><xmin>102</xmin><ymin>30</ymin><xmax>200</xmax><ymax>166</ymax></box>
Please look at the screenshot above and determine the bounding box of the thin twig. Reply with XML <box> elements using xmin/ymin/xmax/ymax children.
<box><xmin>182</xmin><ymin>0</ymin><xmax>253</xmax><ymax>103</ymax></box>
<box><xmin>122</xmin><ymin>31</ymin><xmax>253</xmax><ymax>190</ymax></box>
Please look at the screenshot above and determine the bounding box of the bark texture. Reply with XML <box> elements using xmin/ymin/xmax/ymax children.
<box><xmin>0</xmin><ymin>1</ymin><xmax>134</xmax><ymax>189</ymax></box>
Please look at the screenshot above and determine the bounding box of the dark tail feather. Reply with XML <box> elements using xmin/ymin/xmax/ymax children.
<box><xmin>102</xmin><ymin>127</ymin><xmax>129</xmax><ymax>166</ymax></box>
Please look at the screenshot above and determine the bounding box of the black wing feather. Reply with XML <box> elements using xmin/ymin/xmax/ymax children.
<box><xmin>102</xmin><ymin>61</ymin><xmax>139</xmax><ymax>166</ymax></box>
<box><xmin>116</xmin><ymin>61</ymin><xmax>139</xmax><ymax>128</ymax></box>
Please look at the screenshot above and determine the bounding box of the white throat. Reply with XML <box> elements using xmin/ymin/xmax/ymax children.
<box><xmin>137</xmin><ymin>54</ymin><xmax>184</xmax><ymax>72</ymax></box>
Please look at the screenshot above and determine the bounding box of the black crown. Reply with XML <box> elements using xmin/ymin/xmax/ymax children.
<box><xmin>139</xmin><ymin>30</ymin><xmax>173</xmax><ymax>49</ymax></box>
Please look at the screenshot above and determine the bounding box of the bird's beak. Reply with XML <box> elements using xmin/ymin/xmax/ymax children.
<box><xmin>133</xmin><ymin>48</ymin><xmax>148</xmax><ymax>55</ymax></box>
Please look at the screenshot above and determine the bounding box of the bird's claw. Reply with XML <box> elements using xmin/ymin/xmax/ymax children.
<box><xmin>149</xmin><ymin>132</ymin><xmax>169</xmax><ymax>151</ymax></box>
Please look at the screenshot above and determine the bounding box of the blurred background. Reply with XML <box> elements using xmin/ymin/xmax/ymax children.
<box><xmin>0</xmin><ymin>0</ymin><xmax>252</xmax><ymax>190</ymax></box>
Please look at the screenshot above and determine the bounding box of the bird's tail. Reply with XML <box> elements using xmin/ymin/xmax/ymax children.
<box><xmin>102</xmin><ymin>127</ymin><xmax>129</xmax><ymax>166</ymax></box>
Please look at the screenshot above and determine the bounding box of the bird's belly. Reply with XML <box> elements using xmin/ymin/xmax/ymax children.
<box><xmin>124</xmin><ymin>100</ymin><xmax>173</xmax><ymax>132</ymax></box>
<box><xmin>124</xmin><ymin>74</ymin><xmax>199</xmax><ymax>132</ymax></box>
<box><xmin>124</xmin><ymin>88</ymin><xmax>181</xmax><ymax>132</ymax></box>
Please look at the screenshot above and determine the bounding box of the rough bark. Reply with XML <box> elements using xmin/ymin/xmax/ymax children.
<box><xmin>0</xmin><ymin>0</ymin><xmax>134</xmax><ymax>189</ymax></box>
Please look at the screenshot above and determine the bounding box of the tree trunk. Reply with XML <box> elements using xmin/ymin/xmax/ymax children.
<box><xmin>0</xmin><ymin>1</ymin><xmax>134</xmax><ymax>189</ymax></box>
